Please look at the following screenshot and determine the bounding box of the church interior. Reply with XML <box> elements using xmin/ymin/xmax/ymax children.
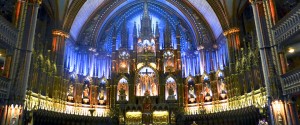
<box><xmin>0</xmin><ymin>0</ymin><xmax>300</xmax><ymax>125</ymax></box>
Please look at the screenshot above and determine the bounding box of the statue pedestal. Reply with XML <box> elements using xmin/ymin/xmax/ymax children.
<box><xmin>189</xmin><ymin>98</ymin><xmax>195</xmax><ymax>103</ymax></box>
<box><xmin>167</xmin><ymin>95</ymin><xmax>176</xmax><ymax>100</ymax></box>
<box><xmin>83</xmin><ymin>98</ymin><xmax>89</xmax><ymax>104</ymax></box>
<box><xmin>99</xmin><ymin>100</ymin><xmax>105</xmax><ymax>105</ymax></box>
<box><xmin>119</xmin><ymin>95</ymin><xmax>127</xmax><ymax>101</ymax></box>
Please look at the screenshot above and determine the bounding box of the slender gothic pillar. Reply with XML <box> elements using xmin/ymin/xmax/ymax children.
<box><xmin>283</xmin><ymin>97</ymin><xmax>292</xmax><ymax>125</ymax></box>
<box><xmin>21</xmin><ymin>0</ymin><xmax>41</xmax><ymax>101</ymax></box>
<box><xmin>6</xmin><ymin>0</ymin><xmax>42</xmax><ymax>124</ymax></box>
<box><xmin>52</xmin><ymin>30</ymin><xmax>69</xmax><ymax>76</ymax></box>
<box><xmin>223</xmin><ymin>27</ymin><xmax>240</xmax><ymax>72</ymax></box>
<box><xmin>249</xmin><ymin>0</ymin><xmax>274</xmax><ymax>124</ymax></box>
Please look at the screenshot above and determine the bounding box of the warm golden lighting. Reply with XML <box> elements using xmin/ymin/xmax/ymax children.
<box><xmin>220</xmin><ymin>93</ymin><xmax>226</xmax><ymax>99</ymax></box>
<box><xmin>153</xmin><ymin>111</ymin><xmax>169</xmax><ymax>124</ymax></box>
<box><xmin>67</xmin><ymin>95</ymin><xmax>74</xmax><ymax>101</ymax></box>
<box><xmin>83</xmin><ymin>98</ymin><xmax>89</xmax><ymax>103</ymax></box>
<box><xmin>288</xmin><ymin>48</ymin><xmax>295</xmax><ymax>53</ymax></box>
<box><xmin>273</xmin><ymin>100</ymin><xmax>281</xmax><ymax>111</ymax></box>
<box><xmin>120</xmin><ymin>62</ymin><xmax>127</xmax><ymax>68</ymax></box>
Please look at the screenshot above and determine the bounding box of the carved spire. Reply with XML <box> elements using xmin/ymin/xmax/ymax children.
<box><xmin>112</xmin><ymin>24</ymin><xmax>117</xmax><ymax>52</ymax></box>
<box><xmin>133</xmin><ymin>22</ymin><xmax>137</xmax><ymax>37</ymax></box>
<box><xmin>176</xmin><ymin>23</ymin><xmax>181</xmax><ymax>50</ymax></box>
<box><xmin>143</xmin><ymin>0</ymin><xmax>150</xmax><ymax>18</ymax></box>
<box><xmin>164</xmin><ymin>21</ymin><xmax>172</xmax><ymax>48</ymax></box>
<box><xmin>121</xmin><ymin>18</ymin><xmax>128</xmax><ymax>49</ymax></box>
<box><xmin>155</xmin><ymin>22</ymin><xmax>159</xmax><ymax>37</ymax></box>
<box><xmin>112</xmin><ymin>24</ymin><xmax>117</xmax><ymax>39</ymax></box>
<box><xmin>140</xmin><ymin>0</ymin><xmax>152</xmax><ymax>39</ymax></box>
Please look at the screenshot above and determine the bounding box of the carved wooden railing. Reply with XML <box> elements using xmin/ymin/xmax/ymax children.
<box><xmin>0</xmin><ymin>77</ymin><xmax>11</xmax><ymax>101</ymax></box>
<box><xmin>0</xmin><ymin>16</ymin><xmax>18</xmax><ymax>47</ymax></box>
<box><xmin>282</xmin><ymin>68</ymin><xmax>300</xmax><ymax>95</ymax></box>
<box><xmin>274</xmin><ymin>4</ymin><xmax>300</xmax><ymax>44</ymax></box>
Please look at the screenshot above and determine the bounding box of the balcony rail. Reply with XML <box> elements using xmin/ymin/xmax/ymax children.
<box><xmin>0</xmin><ymin>76</ymin><xmax>10</xmax><ymax>101</ymax></box>
<box><xmin>281</xmin><ymin>68</ymin><xmax>300</xmax><ymax>95</ymax></box>
<box><xmin>273</xmin><ymin>4</ymin><xmax>300</xmax><ymax>44</ymax></box>
<box><xmin>0</xmin><ymin>16</ymin><xmax>18</xmax><ymax>47</ymax></box>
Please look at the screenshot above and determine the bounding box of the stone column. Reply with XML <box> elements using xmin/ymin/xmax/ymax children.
<box><xmin>15</xmin><ymin>0</ymin><xmax>41</xmax><ymax>104</ymax></box>
<box><xmin>106</xmin><ymin>83</ymin><xmax>110</xmax><ymax>108</ymax></box>
<box><xmin>287</xmin><ymin>99</ymin><xmax>300</xmax><ymax>125</ymax></box>
<box><xmin>283</xmin><ymin>97</ymin><xmax>292</xmax><ymax>125</ymax></box>
<box><xmin>223</xmin><ymin>27</ymin><xmax>240</xmax><ymax>72</ymax></box>
<box><xmin>249</xmin><ymin>0</ymin><xmax>274</xmax><ymax>124</ymax></box>
<box><xmin>278</xmin><ymin>52</ymin><xmax>287</xmax><ymax>74</ymax></box>
<box><xmin>52</xmin><ymin>30</ymin><xmax>69</xmax><ymax>76</ymax></box>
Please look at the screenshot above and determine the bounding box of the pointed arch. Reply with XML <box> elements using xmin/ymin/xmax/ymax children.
<box><xmin>117</xmin><ymin>77</ymin><xmax>129</xmax><ymax>101</ymax></box>
<box><xmin>165</xmin><ymin>76</ymin><xmax>177</xmax><ymax>100</ymax></box>
<box><xmin>135</xmin><ymin>66</ymin><xmax>158</xmax><ymax>96</ymax></box>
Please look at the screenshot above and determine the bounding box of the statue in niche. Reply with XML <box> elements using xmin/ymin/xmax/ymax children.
<box><xmin>189</xmin><ymin>85</ymin><xmax>195</xmax><ymax>98</ymax></box>
<box><xmin>98</xmin><ymin>86</ymin><xmax>105</xmax><ymax>104</ymax></box>
<box><xmin>167</xmin><ymin>83</ymin><xmax>176</xmax><ymax>100</ymax></box>
<box><xmin>151</xmin><ymin>82</ymin><xmax>157</xmax><ymax>96</ymax></box>
<box><xmin>168</xmin><ymin>85</ymin><xmax>174</xmax><ymax>96</ymax></box>
<box><xmin>83</xmin><ymin>84</ymin><xmax>89</xmax><ymax>98</ymax></box>
<box><xmin>189</xmin><ymin>85</ymin><xmax>195</xmax><ymax>103</ymax></box>
<box><xmin>119</xmin><ymin>83</ymin><xmax>127</xmax><ymax>101</ymax></box>
<box><xmin>67</xmin><ymin>84</ymin><xmax>74</xmax><ymax>101</ymax></box>
<box><xmin>204</xmin><ymin>83</ymin><xmax>212</xmax><ymax>101</ymax></box>
<box><xmin>99</xmin><ymin>87</ymin><xmax>105</xmax><ymax>100</ymax></box>
<box><xmin>82</xmin><ymin>84</ymin><xmax>90</xmax><ymax>103</ymax></box>
<box><xmin>219</xmin><ymin>80</ymin><xmax>227</xmax><ymax>99</ymax></box>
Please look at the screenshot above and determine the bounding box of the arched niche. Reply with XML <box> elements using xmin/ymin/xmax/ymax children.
<box><xmin>216</xmin><ymin>70</ymin><xmax>227</xmax><ymax>100</ymax></box>
<box><xmin>117</xmin><ymin>77</ymin><xmax>129</xmax><ymax>101</ymax></box>
<box><xmin>136</xmin><ymin>66</ymin><xmax>158</xmax><ymax>96</ymax></box>
<box><xmin>165</xmin><ymin>77</ymin><xmax>177</xmax><ymax>100</ymax></box>
<box><xmin>98</xmin><ymin>78</ymin><xmax>107</xmax><ymax>104</ymax></box>
<box><xmin>186</xmin><ymin>76</ymin><xmax>196</xmax><ymax>103</ymax></box>
<box><xmin>201</xmin><ymin>73</ymin><xmax>212</xmax><ymax>102</ymax></box>
<box><xmin>82</xmin><ymin>76</ymin><xmax>92</xmax><ymax>104</ymax></box>
<box><xmin>67</xmin><ymin>73</ymin><xmax>77</xmax><ymax>102</ymax></box>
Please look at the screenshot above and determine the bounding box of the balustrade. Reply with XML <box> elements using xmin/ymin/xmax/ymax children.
<box><xmin>281</xmin><ymin>68</ymin><xmax>300</xmax><ymax>95</ymax></box>
<box><xmin>0</xmin><ymin>77</ymin><xmax>10</xmax><ymax>101</ymax></box>
<box><xmin>0</xmin><ymin>16</ymin><xmax>17</xmax><ymax>47</ymax></box>
<box><xmin>274</xmin><ymin>4</ymin><xmax>300</xmax><ymax>44</ymax></box>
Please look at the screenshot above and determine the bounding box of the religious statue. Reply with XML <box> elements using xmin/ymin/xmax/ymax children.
<box><xmin>167</xmin><ymin>84</ymin><xmax>176</xmax><ymax>100</ymax></box>
<box><xmin>83</xmin><ymin>84</ymin><xmax>89</xmax><ymax>98</ymax></box>
<box><xmin>204</xmin><ymin>83</ymin><xmax>212</xmax><ymax>101</ymax></box>
<box><xmin>82</xmin><ymin>84</ymin><xmax>90</xmax><ymax>103</ymax></box>
<box><xmin>168</xmin><ymin>86</ymin><xmax>174</xmax><ymax>96</ymax></box>
<box><xmin>151</xmin><ymin>82</ymin><xmax>157</xmax><ymax>96</ymax></box>
<box><xmin>99</xmin><ymin>87</ymin><xmax>105</xmax><ymax>100</ymax></box>
<box><xmin>119</xmin><ymin>83</ymin><xmax>127</xmax><ymax>101</ymax></box>
<box><xmin>189</xmin><ymin>85</ymin><xmax>196</xmax><ymax>103</ymax></box>
<box><xmin>189</xmin><ymin>85</ymin><xmax>195</xmax><ymax>98</ymax></box>
<box><xmin>67</xmin><ymin>84</ymin><xmax>74</xmax><ymax>101</ymax></box>
<box><xmin>219</xmin><ymin>80</ymin><xmax>227</xmax><ymax>99</ymax></box>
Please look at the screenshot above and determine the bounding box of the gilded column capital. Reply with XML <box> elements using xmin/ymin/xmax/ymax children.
<box><xmin>52</xmin><ymin>30</ymin><xmax>69</xmax><ymax>38</ymax></box>
<box><xmin>249</xmin><ymin>0</ymin><xmax>255</xmax><ymax>4</ymax></box>
<box><xmin>28</xmin><ymin>0</ymin><xmax>42</xmax><ymax>4</ymax></box>
<box><xmin>223</xmin><ymin>27</ymin><xmax>240</xmax><ymax>36</ymax></box>
<box><xmin>249</xmin><ymin>0</ymin><xmax>263</xmax><ymax>5</ymax></box>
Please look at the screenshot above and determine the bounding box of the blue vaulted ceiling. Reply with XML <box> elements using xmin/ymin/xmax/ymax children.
<box><xmin>75</xmin><ymin>0</ymin><xmax>216</xmax><ymax>53</ymax></box>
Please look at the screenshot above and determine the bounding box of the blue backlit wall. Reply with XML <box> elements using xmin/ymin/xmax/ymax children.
<box><xmin>65</xmin><ymin>39</ymin><xmax>111</xmax><ymax>79</ymax></box>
